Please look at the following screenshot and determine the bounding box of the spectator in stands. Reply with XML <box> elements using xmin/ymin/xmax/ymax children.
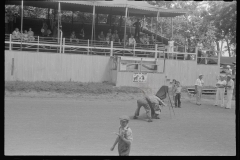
<box><xmin>195</xmin><ymin>74</ymin><xmax>204</xmax><ymax>105</ymax></box>
<box><xmin>41</xmin><ymin>21</ymin><xmax>48</xmax><ymax>37</ymax></box>
<box><xmin>79</xmin><ymin>28</ymin><xmax>85</xmax><ymax>39</ymax></box>
<box><xmin>70</xmin><ymin>31</ymin><xmax>79</xmax><ymax>43</ymax></box>
<box><xmin>5</xmin><ymin>11</ymin><xmax>9</xmax><ymax>34</ymax></box>
<box><xmin>28</xmin><ymin>28</ymin><xmax>35</xmax><ymax>41</ymax></box>
<box><xmin>149</xmin><ymin>34</ymin><xmax>156</xmax><ymax>44</ymax></box>
<box><xmin>98</xmin><ymin>31</ymin><xmax>105</xmax><ymax>41</ymax></box>
<box><xmin>128</xmin><ymin>34</ymin><xmax>136</xmax><ymax>47</ymax></box>
<box><xmin>22</xmin><ymin>30</ymin><xmax>29</xmax><ymax>42</ymax></box>
<box><xmin>13</xmin><ymin>12</ymin><xmax>18</xmax><ymax>29</ymax></box>
<box><xmin>133</xmin><ymin>19</ymin><xmax>141</xmax><ymax>39</ymax></box>
<box><xmin>139</xmin><ymin>35</ymin><xmax>145</xmax><ymax>45</ymax></box>
<box><xmin>53</xmin><ymin>26</ymin><xmax>58</xmax><ymax>40</ymax></box>
<box><xmin>168</xmin><ymin>37</ymin><xmax>174</xmax><ymax>53</ymax></box>
<box><xmin>143</xmin><ymin>34</ymin><xmax>149</xmax><ymax>45</ymax></box>
<box><xmin>112</xmin><ymin>30</ymin><xmax>121</xmax><ymax>44</ymax></box>
<box><xmin>119</xmin><ymin>16</ymin><xmax>123</xmax><ymax>27</ymax></box>
<box><xmin>226</xmin><ymin>65</ymin><xmax>232</xmax><ymax>75</ymax></box>
<box><xmin>106</xmin><ymin>29</ymin><xmax>112</xmax><ymax>45</ymax></box>
<box><xmin>47</xmin><ymin>29</ymin><xmax>52</xmax><ymax>37</ymax></box>
<box><xmin>214</xmin><ymin>75</ymin><xmax>226</xmax><ymax>107</ymax></box>
<box><xmin>12</xmin><ymin>28</ymin><xmax>21</xmax><ymax>40</ymax></box>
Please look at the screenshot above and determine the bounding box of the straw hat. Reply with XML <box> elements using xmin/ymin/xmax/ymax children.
<box><xmin>119</xmin><ymin>115</ymin><xmax>130</xmax><ymax>121</ymax></box>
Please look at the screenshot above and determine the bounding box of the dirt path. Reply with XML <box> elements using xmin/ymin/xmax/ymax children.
<box><xmin>5</xmin><ymin>93</ymin><xmax>236</xmax><ymax>156</ymax></box>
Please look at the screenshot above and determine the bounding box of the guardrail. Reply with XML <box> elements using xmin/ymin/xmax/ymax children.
<box><xmin>5</xmin><ymin>34</ymin><xmax>201</xmax><ymax>62</ymax></box>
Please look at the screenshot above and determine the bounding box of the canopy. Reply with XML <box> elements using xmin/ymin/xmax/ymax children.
<box><xmin>5</xmin><ymin>0</ymin><xmax>187</xmax><ymax>17</ymax></box>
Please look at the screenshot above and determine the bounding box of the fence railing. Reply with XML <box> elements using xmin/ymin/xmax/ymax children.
<box><xmin>5</xmin><ymin>34</ymin><xmax>220</xmax><ymax>64</ymax></box>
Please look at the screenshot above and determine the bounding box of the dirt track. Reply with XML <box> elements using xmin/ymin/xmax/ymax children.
<box><xmin>5</xmin><ymin>92</ymin><xmax>236</xmax><ymax>156</ymax></box>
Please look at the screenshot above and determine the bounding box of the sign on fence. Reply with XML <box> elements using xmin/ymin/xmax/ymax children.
<box><xmin>133</xmin><ymin>73</ymin><xmax>147</xmax><ymax>83</ymax></box>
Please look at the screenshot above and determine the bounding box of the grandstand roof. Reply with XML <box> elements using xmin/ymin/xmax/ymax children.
<box><xmin>5</xmin><ymin>0</ymin><xmax>187</xmax><ymax>17</ymax></box>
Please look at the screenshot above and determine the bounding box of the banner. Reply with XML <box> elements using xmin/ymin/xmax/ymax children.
<box><xmin>133</xmin><ymin>73</ymin><xmax>147</xmax><ymax>83</ymax></box>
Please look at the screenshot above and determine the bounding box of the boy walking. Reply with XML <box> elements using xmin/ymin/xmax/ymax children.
<box><xmin>111</xmin><ymin>115</ymin><xmax>133</xmax><ymax>156</ymax></box>
<box><xmin>173</xmin><ymin>81</ymin><xmax>182</xmax><ymax>108</ymax></box>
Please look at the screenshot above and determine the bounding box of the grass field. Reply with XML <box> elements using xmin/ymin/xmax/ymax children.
<box><xmin>4</xmin><ymin>82</ymin><xmax>236</xmax><ymax>156</ymax></box>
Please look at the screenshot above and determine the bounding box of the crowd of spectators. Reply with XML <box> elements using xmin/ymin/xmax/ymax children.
<box><xmin>12</xmin><ymin>27</ymin><xmax>35</xmax><ymax>42</ymax></box>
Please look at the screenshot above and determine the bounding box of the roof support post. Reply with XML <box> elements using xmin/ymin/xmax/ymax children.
<box><xmin>155</xmin><ymin>10</ymin><xmax>159</xmax><ymax>43</ymax></box>
<box><xmin>71</xmin><ymin>11</ymin><xmax>74</xmax><ymax>32</ymax></box>
<box><xmin>151</xmin><ymin>17</ymin><xmax>153</xmax><ymax>32</ymax></box>
<box><xmin>171</xmin><ymin>17</ymin><xmax>173</xmax><ymax>38</ymax></box>
<box><xmin>217</xmin><ymin>50</ymin><xmax>220</xmax><ymax>66</ymax></box>
<box><xmin>57</xmin><ymin>1</ymin><xmax>61</xmax><ymax>44</ymax></box>
<box><xmin>48</xmin><ymin>7</ymin><xmax>50</xmax><ymax>22</ymax></box>
<box><xmin>124</xmin><ymin>6</ymin><xmax>128</xmax><ymax>50</ymax></box>
<box><xmin>20</xmin><ymin>0</ymin><xmax>23</xmax><ymax>51</ymax></box>
<box><xmin>91</xmin><ymin>3</ymin><xmax>95</xmax><ymax>47</ymax></box>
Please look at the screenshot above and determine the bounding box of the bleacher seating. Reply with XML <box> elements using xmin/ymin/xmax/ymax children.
<box><xmin>7</xmin><ymin>17</ymin><xmax>166</xmax><ymax>56</ymax></box>
<box><xmin>187</xmin><ymin>88</ymin><xmax>227</xmax><ymax>95</ymax></box>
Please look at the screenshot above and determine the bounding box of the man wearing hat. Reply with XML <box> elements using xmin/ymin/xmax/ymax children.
<box><xmin>226</xmin><ymin>65</ymin><xmax>232</xmax><ymax>75</ymax></box>
<box><xmin>224</xmin><ymin>75</ymin><xmax>234</xmax><ymax>109</ymax></box>
<box><xmin>111</xmin><ymin>115</ymin><xmax>133</xmax><ymax>156</ymax></box>
<box><xmin>195</xmin><ymin>74</ymin><xmax>204</xmax><ymax>105</ymax></box>
<box><xmin>214</xmin><ymin>75</ymin><xmax>226</xmax><ymax>107</ymax></box>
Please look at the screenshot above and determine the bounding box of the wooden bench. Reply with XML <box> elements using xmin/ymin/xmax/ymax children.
<box><xmin>187</xmin><ymin>88</ymin><xmax>227</xmax><ymax>95</ymax></box>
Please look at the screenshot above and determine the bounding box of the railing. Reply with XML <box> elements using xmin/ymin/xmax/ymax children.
<box><xmin>4</xmin><ymin>34</ymin><xmax>209</xmax><ymax>64</ymax></box>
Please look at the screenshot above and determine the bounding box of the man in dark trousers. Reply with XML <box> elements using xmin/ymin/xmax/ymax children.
<box><xmin>133</xmin><ymin>19</ymin><xmax>141</xmax><ymax>40</ymax></box>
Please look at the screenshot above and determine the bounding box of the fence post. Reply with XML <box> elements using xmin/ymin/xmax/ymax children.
<box><xmin>87</xmin><ymin>39</ymin><xmax>89</xmax><ymax>55</ymax></box>
<box><xmin>59</xmin><ymin>31</ymin><xmax>62</xmax><ymax>54</ymax></box>
<box><xmin>133</xmin><ymin>42</ymin><xmax>135</xmax><ymax>56</ymax></box>
<box><xmin>37</xmin><ymin>36</ymin><xmax>39</xmax><ymax>52</ymax></box>
<box><xmin>140</xmin><ymin>58</ymin><xmax>142</xmax><ymax>72</ymax></box>
<box><xmin>63</xmin><ymin>38</ymin><xmax>65</xmax><ymax>54</ymax></box>
<box><xmin>155</xmin><ymin>44</ymin><xmax>158</xmax><ymax>58</ymax></box>
<box><xmin>217</xmin><ymin>51</ymin><xmax>220</xmax><ymax>66</ymax></box>
<box><xmin>110</xmin><ymin>41</ymin><xmax>113</xmax><ymax>56</ymax></box>
<box><xmin>195</xmin><ymin>46</ymin><xmax>198</xmax><ymax>62</ymax></box>
<box><xmin>9</xmin><ymin>34</ymin><xmax>12</xmax><ymax>50</ymax></box>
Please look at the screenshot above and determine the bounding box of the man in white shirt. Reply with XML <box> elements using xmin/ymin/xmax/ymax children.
<box><xmin>168</xmin><ymin>37</ymin><xmax>174</xmax><ymax>52</ymax></box>
<box><xmin>195</xmin><ymin>74</ymin><xmax>204</xmax><ymax>105</ymax></box>
<box><xmin>214</xmin><ymin>75</ymin><xmax>226</xmax><ymax>107</ymax></box>
<box><xmin>225</xmin><ymin>75</ymin><xmax>234</xmax><ymax>109</ymax></box>
<box><xmin>12</xmin><ymin>28</ymin><xmax>21</xmax><ymax>40</ymax></box>
<box><xmin>128</xmin><ymin>34</ymin><xmax>136</xmax><ymax>47</ymax></box>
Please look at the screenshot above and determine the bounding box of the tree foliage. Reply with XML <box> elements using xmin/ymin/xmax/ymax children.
<box><xmin>145</xmin><ymin>1</ymin><xmax>236</xmax><ymax>56</ymax></box>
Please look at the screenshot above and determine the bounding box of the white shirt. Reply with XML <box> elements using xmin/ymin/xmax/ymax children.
<box><xmin>118</xmin><ymin>125</ymin><xmax>133</xmax><ymax>142</ymax></box>
<box><xmin>28</xmin><ymin>31</ymin><xmax>34</xmax><ymax>37</ymax></box>
<box><xmin>195</xmin><ymin>78</ymin><xmax>204</xmax><ymax>87</ymax></box>
<box><xmin>226</xmin><ymin>79</ymin><xmax>234</xmax><ymax>91</ymax></box>
<box><xmin>216</xmin><ymin>80</ymin><xmax>226</xmax><ymax>88</ymax></box>
<box><xmin>128</xmin><ymin>37</ymin><xmax>136</xmax><ymax>45</ymax></box>
<box><xmin>168</xmin><ymin>41</ymin><xmax>174</xmax><ymax>47</ymax></box>
<box><xmin>227</xmin><ymin>69</ymin><xmax>232</xmax><ymax>75</ymax></box>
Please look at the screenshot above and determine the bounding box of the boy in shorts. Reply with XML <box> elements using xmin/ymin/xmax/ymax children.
<box><xmin>111</xmin><ymin>115</ymin><xmax>133</xmax><ymax>156</ymax></box>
